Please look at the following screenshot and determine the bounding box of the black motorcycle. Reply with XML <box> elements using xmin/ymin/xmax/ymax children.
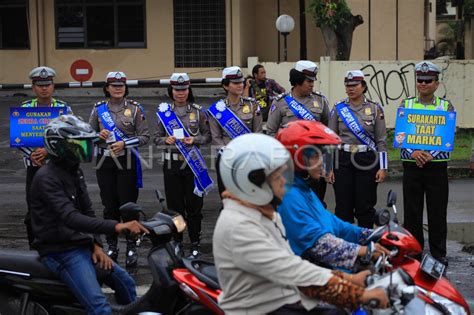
<box><xmin>0</xmin><ymin>191</ymin><xmax>218</xmax><ymax>315</ymax></box>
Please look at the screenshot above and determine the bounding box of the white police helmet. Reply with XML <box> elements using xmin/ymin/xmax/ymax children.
<box><xmin>218</xmin><ymin>133</ymin><xmax>292</xmax><ymax>206</ymax></box>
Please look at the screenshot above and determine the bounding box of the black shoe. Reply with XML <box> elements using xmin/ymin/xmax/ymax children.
<box><xmin>188</xmin><ymin>243</ymin><xmax>202</xmax><ymax>259</ymax></box>
<box><xmin>437</xmin><ymin>256</ymin><xmax>449</xmax><ymax>267</ymax></box>
<box><xmin>125</xmin><ymin>245</ymin><xmax>138</xmax><ymax>268</ymax></box>
<box><xmin>106</xmin><ymin>246</ymin><xmax>119</xmax><ymax>262</ymax></box>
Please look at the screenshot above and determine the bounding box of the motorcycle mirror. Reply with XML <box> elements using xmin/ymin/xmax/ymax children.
<box><xmin>387</xmin><ymin>190</ymin><xmax>397</xmax><ymax>207</ymax></box>
<box><xmin>374</xmin><ymin>208</ymin><xmax>391</xmax><ymax>226</ymax></box>
<box><xmin>119</xmin><ymin>202</ymin><xmax>142</xmax><ymax>222</ymax></box>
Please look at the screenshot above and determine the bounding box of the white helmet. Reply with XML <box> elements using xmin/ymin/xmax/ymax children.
<box><xmin>218</xmin><ymin>133</ymin><xmax>291</xmax><ymax>206</ymax></box>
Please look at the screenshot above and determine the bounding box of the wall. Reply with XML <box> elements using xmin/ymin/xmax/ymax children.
<box><xmin>0</xmin><ymin>0</ymin><xmax>176</xmax><ymax>83</ymax></box>
<box><xmin>0</xmin><ymin>0</ymin><xmax>426</xmax><ymax>84</ymax></box>
<box><xmin>244</xmin><ymin>0</ymin><xmax>425</xmax><ymax>62</ymax></box>
<box><xmin>248</xmin><ymin>57</ymin><xmax>474</xmax><ymax>128</ymax></box>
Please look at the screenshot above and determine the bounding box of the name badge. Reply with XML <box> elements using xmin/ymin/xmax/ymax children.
<box><xmin>173</xmin><ymin>128</ymin><xmax>185</xmax><ymax>139</ymax></box>
<box><xmin>106</xmin><ymin>132</ymin><xmax>116</xmax><ymax>143</ymax></box>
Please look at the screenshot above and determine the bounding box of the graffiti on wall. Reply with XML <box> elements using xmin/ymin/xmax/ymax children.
<box><xmin>360</xmin><ymin>63</ymin><xmax>448</xmax><ymax>107</ymax></box>
<box><xmin>361</xmin><ymin>63</ymin><xmax>416</xmax><ymax>107</ymax></box>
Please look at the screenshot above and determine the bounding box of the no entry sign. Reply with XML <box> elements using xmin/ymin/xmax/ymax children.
<box><xmin>70</xmin><ymin>59</ymin><xmax>93</xmax><ymax>82</ymax></box>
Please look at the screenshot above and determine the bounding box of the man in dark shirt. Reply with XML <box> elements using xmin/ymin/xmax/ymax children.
<box><xmin>244</xmin><ymin>64</ymin><xmax>286</xmax><ymax>122</ymax></box>
<box><xmin>30</xmin><ymin>115</ymin><xmax>148</xmax><ymax>314</ymax></box>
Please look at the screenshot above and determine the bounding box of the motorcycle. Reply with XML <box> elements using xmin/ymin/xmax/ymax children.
<box><xmin>361</xmin><ymin>190</ymin><xmax>470</xmax><ymax>315</ymax></box>
<box><xmin>0</xmin><ymin>190</ymin><xmax>222</xmax><ymax>315</ymax></box>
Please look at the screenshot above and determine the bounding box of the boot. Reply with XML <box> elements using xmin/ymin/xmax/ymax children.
<box><xmin>125</xmin><ymin>240</ymin><xmax>138</xmax><ymax>268</ymax></box>
<box><xmin>188</xmin><ymin>242</ymin><xmax>202</xmax><ymax>259</ymax></box>
<box><xmin>106</xmin><ymin>236</ymin><xmax>119</xmax><ymax>262</ymax></box>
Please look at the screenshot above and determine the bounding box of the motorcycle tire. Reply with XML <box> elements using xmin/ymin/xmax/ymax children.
<box><xmin>0</xmin><ymin>293</ymin><xmax>49</xmax><ymax>315</ymax></box>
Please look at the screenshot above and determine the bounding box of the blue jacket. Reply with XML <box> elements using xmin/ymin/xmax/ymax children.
<box><xmin>278</xmin><ymin>176</ymin><xmax>364</xmax><ymax>256</ymax></box>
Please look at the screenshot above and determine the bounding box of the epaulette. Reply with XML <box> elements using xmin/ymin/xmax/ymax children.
<box><xmin>127</xmin><ymin>99</ymin><xmax>140</xmax><ymax>106</ymax></box>
<box><xmin>274</xmin><ymin>91</ymin><xmax>289</xmax><ymax>101</ymax></box>
<box><xmin>406</xmin><ymin>96</ymin><xmax>416</xmax><ymax>100</ymax></box>
<box><xmin>190</xmin><ymin>103</ymin><xmax>203</xmax><ymax>110</ymax></box>
<box><xmin>312</xmin><ymin>91</ymin><xmax>323</xmax><ymax>97</ymax></box>
<box><xmin>335</xmin><ymin>98</ymin><xmax>347</xmax><ymax>105</ymax></box>
<box><xmin>95</xmin><ymin>100</ymin><xmax>107</xmax><ymax>107</ymax></box>
<box><xmin>242</xmin><ymin>96</ymin><xmax>256</xmax><ymax>102</ymax></box>
<box><xmin>21</xmin><ymin>100</ymin><xmax>33</xmax><ymax>107</ymax></box>
<box><xmin>55</xmin><ymin>99</ymin><xmax>68</xmax><ymax>106</ymax></box>
<box><xmin>366</xmin><ymin>99</ymin><xmax>379</xmax><ymax>106</ymax></box>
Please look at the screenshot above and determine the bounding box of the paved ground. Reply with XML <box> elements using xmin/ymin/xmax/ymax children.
<box><xmin>1</xmin><ymin>93</ymin><xmax>473</xmax><ymax>311</ymax></box>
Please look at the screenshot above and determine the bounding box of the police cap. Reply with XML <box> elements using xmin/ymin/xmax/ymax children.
<box><xmin>222</xmin><ymin>66</ymin><xmax>245</xmax><ymax>83</ymax></box>
<box><xmin>415</xmin><ymin>61</ymin><xmax>440</xmax><ymax>80</ymax></box>
<box><xmin>295</xmin><ymin>60</ymin><xmax>318</xmax><ymax>81</ymax></box>
<box><xmin>29</xmin><ymin>66</ymin><xmax>56</xmax><ymax>86</ymax></box>
<box><xmin>170</xmin><ymin>73</ymin><xmax>190</xmax><ymax>90</ymax></box>
<box><xmin>344</xmin><ymin>70</ymin><xmax>365</xmax><ymax>86</ymax></box>
<box><xmin>106</xmin><ymin>71</ymin><xmax>127</xmax><ymax>86</ymax></box>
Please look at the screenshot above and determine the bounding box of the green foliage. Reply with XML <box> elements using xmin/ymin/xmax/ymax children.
<box><xmin>307</xmin><ymin>0</ymin><xmax>352</xmax><ymax>27</ymax></box>
<box><xmin>464</xmin><ymin>0</ymin><xmax>474</xmax><ymax>17</ymax></box>
<box><xmin>387</xmin><ymin>128</ymin><xmax>473</xmax><ymax>161</ymax></box>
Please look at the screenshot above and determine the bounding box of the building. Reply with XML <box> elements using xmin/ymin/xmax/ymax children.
<box><xmin>0</xmin><ymin>0</ymin><xmax>425</xmax><ymax>83</ymax></box>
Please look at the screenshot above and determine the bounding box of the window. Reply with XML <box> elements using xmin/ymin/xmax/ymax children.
<box><xmin>0</xmin><ymin>0</ymin><xmax>29</xmax><ymax>49</ymax></box>
<box><xmin>55</xmin><ymin>0</ymin><xmax>146</xmax><ymax>49</ymax></box>
<box><xmin>174</xmin><ymin>0</ymin><xmax>226</xmax><ymax>68</ymax></box>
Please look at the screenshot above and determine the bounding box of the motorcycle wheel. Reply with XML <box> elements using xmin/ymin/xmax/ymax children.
<box><xmin>0</xmin><ymin>293</ymin><xmax>49</xmax><ymax>315</ymax></box>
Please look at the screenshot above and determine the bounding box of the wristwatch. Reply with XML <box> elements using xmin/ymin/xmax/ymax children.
<box><xmin>361</xmin><ymin>242</ymin><xmax>374</xmax><ymax>264</ymax></box>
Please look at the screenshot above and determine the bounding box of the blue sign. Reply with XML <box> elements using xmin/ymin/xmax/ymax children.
<box><xmin>393</xmin><ymin>108</ymin><xmax>456</xmax><ymax>152</ymax></box>
<box><xmin>10</xmin><ymin>107</ymin><xmax>66</xmax><ymax>147</ymax></box>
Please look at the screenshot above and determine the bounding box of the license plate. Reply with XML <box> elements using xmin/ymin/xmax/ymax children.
<box><xmin>420</xmin><ymin>254</ymin><xmax>445</xmax><ymax>279</ymax></box>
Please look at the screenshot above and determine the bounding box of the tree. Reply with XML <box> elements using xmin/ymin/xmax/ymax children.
<box><xmin>307</xmin><ymin>0</ymin><xmax>363</xmax><ymax>60</ymax></box>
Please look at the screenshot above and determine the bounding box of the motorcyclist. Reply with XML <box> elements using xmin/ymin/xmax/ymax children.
<box><xmin>276</xmin><ymin>120</ymin><xmax>390</xmax><ymax>272</ymax></box>
<box><xmin>29</xmin><ymin>115</ymin><xmax>148</xmax><ymax>315</ymax></box>
<box><xmin>213</xmin><ymin>133</ymin><xmax>389</xmax><ymax>314</ymax></box>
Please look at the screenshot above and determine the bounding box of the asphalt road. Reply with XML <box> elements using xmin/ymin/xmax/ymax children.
<box><xmin>1</xmin><ymin>93</ymin><xmax>473</xmax><ymax>311</ymax></box>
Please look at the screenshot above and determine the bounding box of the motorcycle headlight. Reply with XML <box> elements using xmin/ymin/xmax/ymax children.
<box><xmin>172</xmin><ymin>214</ymin><xmax>187</xmax><ymax>233</ymax></box>
<box><xmin>418</xmin><ymin>287</ymin><xmax>468</xmax><ymax>315</ymax></box>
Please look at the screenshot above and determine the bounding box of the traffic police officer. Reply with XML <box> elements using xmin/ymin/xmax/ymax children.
<box><xmin>266</xmin><ymin>60</ymin><xmax>330</xmax><ymax>204</ymax></box>
<box><xmin>154</xmin><ymin>73</ymin><xmax>211</xmax><ymax>258</ymax></box>
<box><xmin>19</xmin><ymin>66</ymin><xmax>71</xmax><ymax>247</ymax></box>
<box><xmin>89</xmin><ymin>71</ymin><xmax>150</xmax><ymax>268</ymax></box>
<box><xmin>328</xmin><ymin>70</ymin><xmax>388</xmax><ymax>228</ymax></box>
<box><xmin>209</xmin><ymin>66</ymin><xmax>262</xmax><ymax>195</ymax></box>
<box><xmin>399</xmin><ymin>61</ymin><xmax>453</xmax><ymax>266</ymax></box>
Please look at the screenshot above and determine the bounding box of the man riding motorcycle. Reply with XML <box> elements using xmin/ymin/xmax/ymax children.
<box><xmin>212</xmin><ymin>133</ymin><xmax>389</xmax><ymax>314</ymax></box>
<box><xmin>29</xmin><ymin>115</ymin><xmax>148</xmax><ymax>315</ymax></box>
<box><xmin>276</xmin><ymin>120</ymin><xmax>390</xmax><ymax>271</ymax></box>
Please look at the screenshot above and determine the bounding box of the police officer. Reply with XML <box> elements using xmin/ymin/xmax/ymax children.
<box><xmin>154</xmin><ymin>73</ymin><xmax>211</xmax><ymax>258</ymax></box>
<box><xmin>89</xmin><ymin>71</ymin><xmax>150</xmax><ymax>268</ymax></box>
<box><xmin>209</xmin><ymin>66</ymin><xmax>262</xmax><ymax>195</ymax></box>
<box><xmin>400</xmin><ymin>62</ymin><xmax>454</xmax><ymax>266</ymax></box>
<box><xmin>266</xmin><ymin>60</ymin><xmax>330</xmax><ymax>205</ymax></box>
<box><xmin>328</xmin><ymin>70</ymin><xmax>388</xmax><ymax>228</ymax></box>
<box><xmin>18</xmin><ymin>66</ymin><xmax>71</xmax><ymax>247</ymax></box>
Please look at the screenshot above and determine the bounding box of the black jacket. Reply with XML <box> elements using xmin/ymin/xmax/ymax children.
<box><xmin>30</xmin><ymin>160</ymin><xmax>117</xmax><ymax>256</ymax></box>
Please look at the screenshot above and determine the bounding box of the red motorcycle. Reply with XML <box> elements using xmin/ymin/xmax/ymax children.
<box><xmin>364</xmin><ymin>190</ymin><xmax>470</xmax><ymax>315</ymax></box>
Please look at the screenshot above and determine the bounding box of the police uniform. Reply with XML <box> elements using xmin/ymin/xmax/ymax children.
<box><xmin>267</xmin><ymin>60</ymin><xmax>330</xmax><ymax>204</ymax></box>
<box><xmin>400</xmin><ymin>62</ymin><xmax>454</xmax><ymax>263</ymax></box>
<box><xmin>154</xmin><ymin>73</ymin><xmax>211</xmax><ymax>257</ymax></box>
<box><xmin>209</xmin><ymin>67</ymin><xmax>263</xmax><ymax>147</ymax></box>
<box><xmin>89</xmin><ymin>71</ymin><xmax>150</xmax><ymax>266</ymax></box>
<box><xmin>209</xmin><ymin>66</ymin><xmax>263</xmax><ymax>195</ymax></box>
<box><xmin>328</xmin><ymin>70</ymin><xmax>388</xmax><ymax>228</ymax></box>
<box><xmin>19</xmin><ymin>67</ymin><xmax>72</xmax><ymax>247</ymax></box>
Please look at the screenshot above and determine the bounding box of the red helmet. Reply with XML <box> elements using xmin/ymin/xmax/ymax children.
<box><xmin>276</xmin><ymin>120</ymin><xmax>341</xmax><ymax>171</ymax></box>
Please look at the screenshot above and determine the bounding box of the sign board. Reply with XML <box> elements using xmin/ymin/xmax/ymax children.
<box><xmin>70</xmin><ymin>59</ymin><xmax>93</xmax><ymax>82</ymax></box>
<box><xmin>393</xmin><ymin>108</ymin><xmax>456</xmax><ymax>152</ymax></box>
